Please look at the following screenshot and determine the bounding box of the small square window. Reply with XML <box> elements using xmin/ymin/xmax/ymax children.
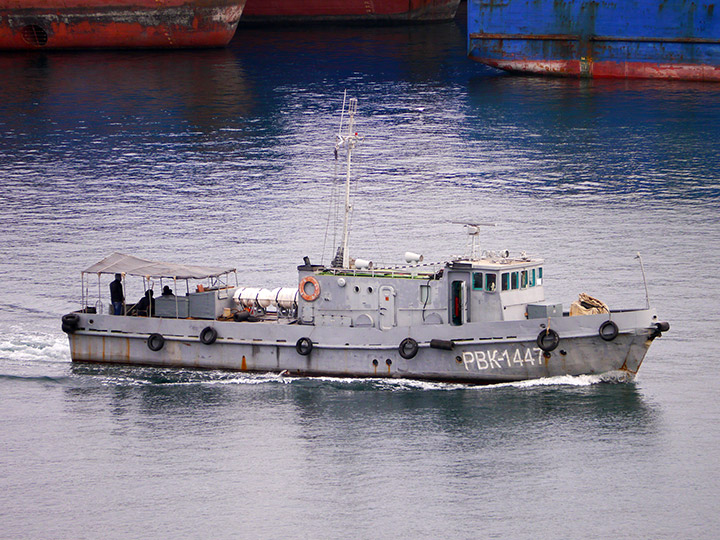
<box><xmin>472</xmin><ymin>272</ymin><xmax>483</xmax><ymax>290</ymax></box>
<box><xmin>485</xmin><ymin>273</ymin><xmax>497</xmax><ymax>292</ymax></box>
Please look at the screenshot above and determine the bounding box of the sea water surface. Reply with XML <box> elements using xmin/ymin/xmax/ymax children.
<box><xmin>1</xmin><ymin>13</ymin><xmax>720</xmax><ymax>540</ymax></box>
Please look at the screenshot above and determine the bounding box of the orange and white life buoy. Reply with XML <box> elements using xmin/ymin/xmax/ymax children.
<box><xmin>299</xmin><ymin>276</ymin><xmax>321</xmax><ymax>302</ymax></box>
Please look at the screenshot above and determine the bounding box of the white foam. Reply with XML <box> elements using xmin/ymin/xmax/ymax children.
<box><xmin>0</xmin><ymin>329</ymin><xmax>71</xmax><ymax>364</ymax></box>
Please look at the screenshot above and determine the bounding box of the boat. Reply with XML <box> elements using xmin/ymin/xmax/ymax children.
<box><xmin>467</xmin><ymin>0</ymin><xmax>720</xmax><ymax>81</ymax></box>
<box><xmin>61</xmin><ymin>96</ymin><xmax>669</xmax><ymax>384</ymax></box>
<box><xmin>0</xmin><ymin>0</ymin><xmax>246</xmax><ymax>50</ymax></box>
<box><xmin>241</xmin><ymin>0</ymin><xmax>460</xmax><ymax>24</ymax></box>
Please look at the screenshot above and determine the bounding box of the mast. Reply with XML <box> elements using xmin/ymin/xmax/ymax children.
<box><xmin>335</xmin><ymin>95</ymin><xmax>359</xmax><ymax>269</ymax></box>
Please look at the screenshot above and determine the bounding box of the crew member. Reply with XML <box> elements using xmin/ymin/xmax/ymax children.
<box><xmin>109</xmin><ymin>273</ymin><xmax>124</xmax><ymax>315</ymax></box>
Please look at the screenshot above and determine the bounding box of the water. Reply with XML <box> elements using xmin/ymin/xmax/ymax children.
<box><xmin>2</xmin><ymin>13</ymin><xmax>720</xmax><ymax>539</ymax></box>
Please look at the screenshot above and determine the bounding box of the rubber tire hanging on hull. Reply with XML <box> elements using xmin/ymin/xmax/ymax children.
<box><xmin>200</xmin><ymin>326</ymin><xmax>218</xmax><ymax>345</ymax></box>
<box><xmin>147</xmin><ymin>333</ymin><xmax>165</xmax><ymax>351</ymax></box>
<box><xmin>536</xmin><ymin>329</ymin><xmax>559</xmax><ymax>352</ymax></box>
<box><xmin>399</xmin><ymin>337</ymin><xmax>419</xmax><ymax>359</ymax></box>
<box><xmin>296</xmin><ymin>337</ymin><xmax>313</xmax><ymax>356</ymax></box>
<box><xmin>61</xmin><ymin>313</ymin><xmax>80</xmax><ymax>334</ymax></box>
<box><xmin>598</xmin><ymin>320</ymin><xmax>619</xmax><ymax>341</ymax></box>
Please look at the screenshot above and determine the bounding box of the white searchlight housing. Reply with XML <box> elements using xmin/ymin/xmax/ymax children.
<box><xmin>405</xmin><ymin>252</ymin><xmax>424</xmax><ymax>264</ymax></box>
<box><xmin>354</xmin><ymin>259</ymin><xmax>373</xmax><ymax>270</ymax></box>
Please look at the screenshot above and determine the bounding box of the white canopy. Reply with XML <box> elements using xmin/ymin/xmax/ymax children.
<box><xmin>83</xmin><ymin>252</ymin><xmax>236</xmax><ymax>280</ymax></box>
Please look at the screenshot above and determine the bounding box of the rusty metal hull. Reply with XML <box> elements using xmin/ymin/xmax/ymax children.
<box><xmin>242</xmin><ymin>0</ymin><xmax>460</xmax><ymax>23</ymax></box>
<box><xmin>66</xmin><ymin>308</ymin><xmax>661</xmax><ymax>384</ymax></box>
<box><xmin>0</xmin><ymin>0</ymin><xmax>246</xmax><ymax>50</ymax></box>
<box><xmin>468</xmin><ymin>0</ymin><xmax>720</xmax><ymax>81</ymax></box>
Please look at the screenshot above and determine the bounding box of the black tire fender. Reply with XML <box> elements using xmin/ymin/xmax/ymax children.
<box><xmin>200</xmin><ymin>326</ymin><xmax>218</xmax><ymax>345</ymax></box>
<box><xmin>61</xmin><ymin>313</ymin><xmax>80</xmax><ymax>334</ymax></box>
<box><xmin>599</xmin><ymin>320</ymin><xmax>619</xmax><ymax>341</ymax></box>
<box><xmin>296</xmin><ymin>337</ymin><xmax>313</xmax><ymax>356</ymax></box>
<box><xmin>399</xmin><ymin>337</ymin><xmax>419</xmax><ymax>359</ymax></box>
<box><xmin>536</xmin><ymin>328</ymin><xmax>560</xmax><ymax>352</ymax></box>
<box><xmin>147</xmin><ymin>333</ymin><xmax>165</xmax><ymax>351</ymax></box>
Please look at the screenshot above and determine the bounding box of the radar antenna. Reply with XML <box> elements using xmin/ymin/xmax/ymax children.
<box><xmin>450</xmin><ymin>221</ymin><xmax>495</xmax><ymax>260</ymax></box>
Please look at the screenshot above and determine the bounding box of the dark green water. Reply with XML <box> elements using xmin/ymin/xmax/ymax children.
<box><xmin>1</xmin><ymin>15</ymin><xmax>719</xmax><ymax>539</ymax></box>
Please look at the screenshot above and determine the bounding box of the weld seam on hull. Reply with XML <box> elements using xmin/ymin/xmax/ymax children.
<box><xmin>469</xmin><ymin>32</ymin><xmax>720</xmax><ymax>45</ymax></box>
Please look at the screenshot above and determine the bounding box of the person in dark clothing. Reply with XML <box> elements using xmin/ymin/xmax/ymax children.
<box><xmin>109</xmin><ymin>273</ymin><xmax>124</xmax><ymax>315</ymax></box>
<box><xmin>161</xmin><ymin>285</ymin><xmax>174</xmax><ymax>297</ymax></box>
<box><xmin>135</xmin><ymin>289</ymin><xmax>155</xmax><ymax>317</ymax></box>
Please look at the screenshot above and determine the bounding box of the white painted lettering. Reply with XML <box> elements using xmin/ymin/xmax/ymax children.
<box><xmin>474</xmin><ymin>351</ymin><xmax>489</xmax><ymax>370</ymax></box>
<box><xmin>501</xmin><ymin>350</ymin><xmax>511</xmax><ymax>367</ymax></box>
<box><xmin>461</xmin><ymin>347</ymin><xmax>546</xmax><ymax>370</ymax></box>
<box><xmin>488</xmin><ymin>350</ymin><xmax>502</xmax><ymax>369</ymax></box>
<box><xmin>462</xmin><ymin>352</ymin><xmax>475</xmax><ymax>371</ymax></box>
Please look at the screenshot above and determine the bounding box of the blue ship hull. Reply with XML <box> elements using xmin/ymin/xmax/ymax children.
<box><xmin>467</xmin><ymin>0</ymin><xmax>720</xmax><ymax>81</ymax></box>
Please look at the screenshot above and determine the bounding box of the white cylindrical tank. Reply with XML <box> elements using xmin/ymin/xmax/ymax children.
<box><xmin>233</xmin><ymin>287</ymin><xmax>271</xmax><ymax>308</ymax></box>
<box><xmin>354</xmin><ymin>259</ymin><xmax>373</xmax><ymax>270</ymax></box>
<box><xmin>256</xmin><ymin>288</ymin><xmax>274</xmax><ymax>308</ymax></box>
<box><xmin>272</xmin><ymin>287</ymin><xmax>298</xmax><ymax>309</ymax></box>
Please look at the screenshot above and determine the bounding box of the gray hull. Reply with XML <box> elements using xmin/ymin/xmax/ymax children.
<box><xmin>67</xmin><ymin>308</ymin><xmax>659</xmax><ymax>384</ymax></box>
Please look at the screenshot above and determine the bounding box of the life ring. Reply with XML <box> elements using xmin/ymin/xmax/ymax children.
<box><xmin>296</xmin><ymin>337</ymin><xmax>313</xmax><ymax>356</ymax></box>
<box><xmin>299</xmin><ymin>276</ymin><xmax>321</xmax><ymax>302</ymax></box>
<box><xmin>536</xmin><ymin>328</ymin><xmax>559</xmax><ymax>352</ymax></box>
<box><xmin>61</xmin><ymin>313</ymin><xmax>80</xmax><ymax>334</ymax></box>
<box><xmin>200</xmin><ymin>326</ymin><xmax>218</xmax><ymax>345</ymax></box>
<box><xmin>598</xmin><ymin>320</ymin><xmax>619</xmax><ymax>341</ymax></box>
<box><xmin>399</xmin><ymin>337</ymin><xmax>419</xmax><ymax>359</ymax></box>
<box><xmin>147</xmin><ymin>333</ymin><xmax>165</xmax><ymax>351</ymax></box>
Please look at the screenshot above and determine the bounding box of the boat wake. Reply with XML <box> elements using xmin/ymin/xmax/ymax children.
<box><xmin>0</xmin><ymin>329</ymin><xmax>71</xmax><ymax>364</ymax></box>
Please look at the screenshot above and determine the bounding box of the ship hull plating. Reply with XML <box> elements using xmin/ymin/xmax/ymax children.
<box><xmin>242</xmin><ymin>0</ymin><xmax>460</xmax><ymax>23</ymax></box>
<box><xmin>0</xmin><ymin>0</ymin><xmax>245</xmax><ymax>50</ymax></box>
<box><xmin>67</xmin><ymin>309</ymin><xmax>659</xmax><ymax>384</ymax></box>
<box><xmin>468</xmin><ymin>0</ymin><xmax>720</xmax><ymax>81</ymax></box>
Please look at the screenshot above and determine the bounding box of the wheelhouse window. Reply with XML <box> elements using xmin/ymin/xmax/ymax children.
<box><xmin>530</xmin><ymin>269</ymin><xmax>536</xmax><ymax>287</ymax></box>
<box><xmin>472</xmin><ymin>272</ymin><xmax>483</xmax><ymax>290</ymax></box>
<box><xmin>501</xmin><ymin>272</ymin><xmax>509</xmax><ymax>291</ymax></box>
<box><xmin>538</xmin><ymin>267</ymin><xmax>543</xmax><ymax>285</ymax></box>
<box><xmin>520</xmin><ymin>270</ymin><xmax>528</xmax><ymax>289</ymax></box>
<box><xmin>485</xmin><ymin>273</ymin><xmax>497</xmax><ymax>292</ymax></box>
<box><xmin>511</xmin><ymin>272</ymin><xmax>518</xmax><ymax>290</ymax></box>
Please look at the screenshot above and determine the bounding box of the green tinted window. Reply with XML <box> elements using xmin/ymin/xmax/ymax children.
<box><xmin>511</xmin><ymin>272</ymin><xmax>518</xmax><ymax>290</ymax></box>
<box><xmin>501</xmin><ymin>273</ymin><xmax>509</xmax><ymax>291</ymax></box>
<box><xmin>485</xmin><ymin>273</ymin><xmax>497</xmax><ymax>292</ymax></box>
<box><xmin>472</xmin><ymin>272</ymin><xmax>483</xmax><ymax>290</ymax></box>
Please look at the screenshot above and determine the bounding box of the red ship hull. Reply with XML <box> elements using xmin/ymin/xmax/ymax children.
<box><xmin>242</xmin><ymin>0</ymin><xmax>460</xmax><ymax>23</ymax></box>
<box><xmin>0</xmin><ymin>0</ymin><xmax>245</xmax><ymax>49</ymax></box>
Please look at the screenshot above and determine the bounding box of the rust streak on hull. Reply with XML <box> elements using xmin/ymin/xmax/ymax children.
<box><xmin>0</xmin><ymin>1</ymin><xmax>246</xmax><ymax>49</ymax></box>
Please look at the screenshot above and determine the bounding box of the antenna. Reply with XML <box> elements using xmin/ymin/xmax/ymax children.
<box><xmin>450</xmin><ymin>221</ymin><xmax>495</xmax><ymax>260</ymax></box>
<box><xmin>635</xmin><ymin>252</ymin><xmax>650</xmax><ymax>309</ymax></box>
<box><xmin>333</xmin><ymin>95</ymin><xmax>360</xmax><ymax>269</ymax></box>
